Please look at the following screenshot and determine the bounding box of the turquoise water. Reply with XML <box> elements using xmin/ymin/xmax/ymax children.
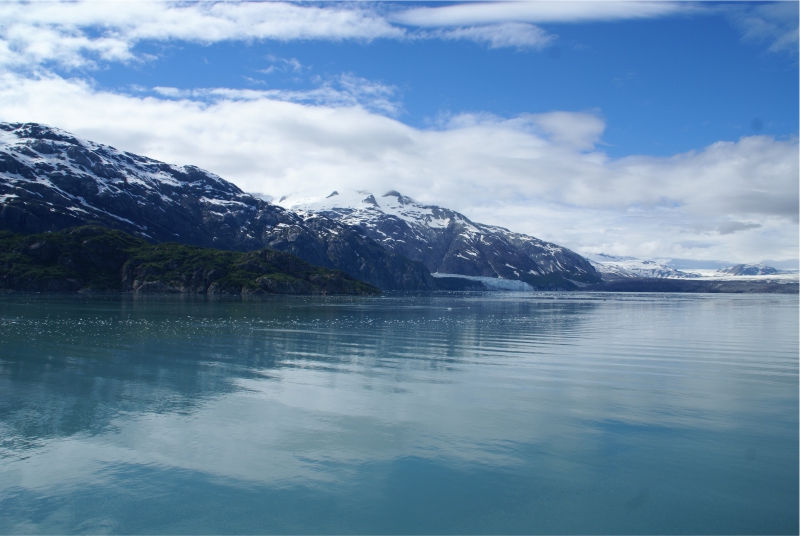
<box><xmin>0</xmin><ymin>293</ymin><xmax>797</xmax><ymax>534</ymax></box>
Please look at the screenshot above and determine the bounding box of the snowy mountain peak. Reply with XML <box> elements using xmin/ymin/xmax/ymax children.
<box><xmin>0</xmin><ymin>122</ymin><xmax>239</xmax><ymax>209</ymax></box>
<box><xmin>281</xmin><ymin>189</ymin><xmax>464</xmax><ymax>231</ymax></box>
<box><xmin>361</xmin><ymin>193</ymin><xmax>379</xmax><ymax>206</ymax></box>
<box><xmin>0</xmin><ymin>124</ymin><xmax>434</xmax><ymax>290</ymax></box>
<box><xmin>382</xmin><ymin>190</ymin><xmax>414</xmax><ymax>205</ymax></box>
<box><xmin>585</xmin><ymin>253</ymin><xmax>699</xmax><ymax>279</ymax></box>
<box><xmin>280</xmin><ymin>189</ymin><xmax>599</xmax><ymax>287</ymax></box>
<box><xmin>717</xmin><ymin>263</ymin><xmax>779</xmax><ymax>276</ymax></box>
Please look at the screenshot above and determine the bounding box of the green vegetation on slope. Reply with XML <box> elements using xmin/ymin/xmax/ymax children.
<box><xmin>0</xmin><ymin>226</ymin><xmax>379</xmax><ymax>295</ymax></box>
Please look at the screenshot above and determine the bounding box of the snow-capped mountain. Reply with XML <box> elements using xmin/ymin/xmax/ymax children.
<box><xmin>281</xmin><ymin>190</ymin><xmax>599</xmax><ymax>288</ymax></box>
<box><xmin>717</xmin><ymin>264</ymin><xmax>779</xmax><ymax>276</ymax></box>
<box><xmin>584</xmin><ymin>253</ymin><xmax>700</xmax><ymax>279</ymax></box>
<box><xmin>0</xmin><ymin>123</ymin><xmax>432</xmax><ymax>290</ymax></box>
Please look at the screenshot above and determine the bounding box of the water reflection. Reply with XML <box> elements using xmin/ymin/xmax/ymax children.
<box><xmin>0</xmin><ymin>293</ymin><xmax>597</xmax><ymax>446</ymax></box>
<box><xmin>0</xmin><ymin>293</ymin><xmax>797</xmax><ymax>534</ymax></box>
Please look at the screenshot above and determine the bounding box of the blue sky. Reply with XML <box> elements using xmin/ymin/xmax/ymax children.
<box><xmin>90</xmin><ymin>6</ymin><xmax>798</xmax><ymax>158</ymax></box>
<box><xmin>0</xmin><ymin>1</ymin><xmax>797</xmax><ymax>264</ymax></box>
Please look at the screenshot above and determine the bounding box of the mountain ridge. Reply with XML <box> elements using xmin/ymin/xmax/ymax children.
<box><xmin>6</xmin><ymin>122</ymin><xmax>782</xmax><ymax>294</ymax></box>
<box><xmin>0</xmin><ymin>122</ymin><xmax>432</xmax><ymax>290</ymax></box>
<box><xmin>282</xmin><ymin>189</ymin><xmax>600</xmax><ymax>289</ymax></box>
<box><xmin>584</xmin><ymin>253</ymin><xmax>701</xmax><ymax>280</ymax></box>
<box><xmin>717</xmin><ymin>263</ymin><xmax>780</xmax><ymax>276</ymax></box>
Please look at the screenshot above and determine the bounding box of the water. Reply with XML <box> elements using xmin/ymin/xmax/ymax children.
<box><xmin>0</xmin><ymin>292</ymin><xmax>796</xmax><ymax>534</ymax></box>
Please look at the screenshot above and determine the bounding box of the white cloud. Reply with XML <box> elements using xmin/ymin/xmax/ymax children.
<box><xmin>151</xmin><ymin>73</ymin><xmax>401</xmax><ymax>116</ymax></box>
<box><xmin>530</xmin><ymin>111</ymin><xmax>606</xmax><ymax>151</ymax></box>
<box><xmin>0</xmin><ymin>73</ymin><xmax>795</xmax><ymax>263</ymax></box>
<box><xmin>0</xmin><ymin>1</ymin><xmax>404</xmax><ymax>70</ymax></box>
<box><xmin>0</xmin><ymin>0</ymin><xmax>718</xmax><ymax>70</ymax></box>
<box><xmin>0</xmin><ymin>0</ymin><xmax>789</xmax><ymax>69</ymax></box>
<box><xmin>435</xmin><ymin>22</ymin><xmax>555</xmax><ymax>50</ymax></box>
<box><xmin>726</xmin><ymin>1</ymin><xmax>799</xmax><ymax>54</ymax></box>
<box><xmin>392</xmin><ymin>1</ymin><xmax>691</xmax><ymax>27</ymax></box>
<box><xmin>0</xmin><ymin>20</ymin><xmax>136</xmax><ymax>70</ymax></box>
<box><xmin>262</xmin><ymin>55</ymin><xmax>306</xmax><ymax>74</ymax></box>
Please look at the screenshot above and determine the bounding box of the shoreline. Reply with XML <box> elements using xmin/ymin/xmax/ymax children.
<box><xmin>2</xmin><ymin>279</ymin><xmax>797</xmax><ymax>296</ymax></box>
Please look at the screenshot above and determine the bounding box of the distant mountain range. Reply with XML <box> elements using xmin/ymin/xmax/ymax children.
<box><xmin>282</xmin><ymin>190</ymin><xmax>599</xmax><ymax>288</ymax></box>
<box><xmin>0</xmin><ymin>123</ymin><xmax>600</xmax><ymax>291</ymax></box>
<box><xmin>584</xmin><ymin>253</ymin><xmax>700</xmax><ymax>280</ymax></box>
<box><xmin>585</xmin><ymin>254</ymin><xmax>792</xmax><ymax>280</ymax></box>
<box><xmin>0</xmin><ymin>122</ymin><xmax>793</xmax><ymax>294</ymax></box>
<box><xmin>717</xmin><ymin>264</ymin><xmax>779</xmax><ymax>276</ymax></box>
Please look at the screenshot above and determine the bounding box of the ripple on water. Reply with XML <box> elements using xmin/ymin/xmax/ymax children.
<box><xmin>0</xmin><ymin>292</ymin><xmax>797</xmax><ymax>534</ymax></box>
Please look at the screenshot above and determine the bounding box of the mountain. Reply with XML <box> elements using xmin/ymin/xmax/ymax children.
<box><xmin>0</xmin><ymin>123</ymin><xmax>432</xmax><ymax>290</ymax></box>
<box><xmin>0</xmin><ymin>226</ymin><xmax>379</xmax><ymax>295</ymax></box>
<box><xmin>584</xmin><ymin>253</ymin><xmax>700</xmax><ymax>280</ymax></box>
<box><xmin>717</xmin><ymin>263</ymin><xmax>779</xmax><ymax>276</ymax></box>
<box><xmin>281</xmin><ymin>190</ymin><xmax>599</xmax><ymax>289</ymax></box>
<box><xmin>585</xmin><ymin>277</ymin><xmax>797</xmax><ymax>294</ymax></box>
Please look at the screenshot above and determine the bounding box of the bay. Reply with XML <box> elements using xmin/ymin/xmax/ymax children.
<box><xmin>0</xmin><ymin>292</ymin><xmax>797</xmax><ymax>534</ymax></box>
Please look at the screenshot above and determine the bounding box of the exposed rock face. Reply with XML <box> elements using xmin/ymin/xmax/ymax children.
<box><xmin>0</xmin><ymin>123</ymin><xmax>431</xmax><ymax>290</ymax></box>
<box><xmin>283</xmin><ymin>190</ymin><xmax>600</xmax><ymax>289</ymax></box>
<box><xmin>258</xmin><ymin>215</ymin><xmax>434</xmax><ymax>291</ymax></box>
<box><xmin>717</xmin><ymin>264</ymin><xmax>779</xmax><ymax>276</ymax></box>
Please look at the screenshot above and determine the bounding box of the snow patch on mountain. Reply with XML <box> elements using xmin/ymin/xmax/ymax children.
<box><xmin>0</xmin><ymin>123</ymin><xmax>436</xmax><ymax>290</ymax></box>
<box><xmin>584</xmin><ymin>253</ymin><xmax>700</xmax><ymax>279</ymax></box>
<box><xmin>717</xmin><ymin>263</ymin><xmax>779</xmax><ymax>276</ymax></box>
<box><xmin>285</xmin><ymin>189</ymin><xmax>471</xmax><ymax>231</ymax></box>
<box><xmin>0</xmin><ymin>122</ymin><xmax>252</xmax><ymax>238</ymax></box>
<box><xmin>280</xmin><ymin>189</ymin><xmax>600</xmax><ymax>286</ymax></box>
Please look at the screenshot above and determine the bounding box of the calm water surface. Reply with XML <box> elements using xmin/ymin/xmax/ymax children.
<box><xmin>0</xmin><ymin>292</ymin><xmax>797</xmax><ymax>534</ymax></box>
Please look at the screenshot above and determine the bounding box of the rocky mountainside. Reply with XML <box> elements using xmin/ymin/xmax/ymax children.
<box><xmin>584</xmin><ymin>253</ymin><xmax>700</xmax><ymax>280</ymax></box>
<box><xmin>282</xmin><ymin>190</ymin><xmax>599</xmax><ymax>289</ymax></box>
<box><xmin>0</xmin><ymin>226</ymin><xmax>379</xmax><ymax>294</ymax></box>
<box><xmin>0</xmin><ymin>123</ymin><xmax>431</xmax><ymax>290</ymax></box>
<box><xmin>717</xmin><ymin>263</ymin><xmax>779</xmax><ymax>276</ymax></box>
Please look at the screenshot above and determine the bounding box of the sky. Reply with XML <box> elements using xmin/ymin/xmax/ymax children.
<box><xmin>0</xmin><ymin>0</ymin><xmax>797</xmax><ymax>266</ymax></box>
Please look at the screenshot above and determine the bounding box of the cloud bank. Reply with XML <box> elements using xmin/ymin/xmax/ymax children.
<box><xmin>0</xmin><ymin>73</ymin><xmax>795</xmax><ymax>263</ymax></box>
<box><xmin>0</xmin><ymin>1</ymin><xmax>403</xmax><ymax>70</ymax></box>
<box><xmin>151</xmin><ymin>73</ymin><xmax>403</xmax><ymax>117</ymax></box>
<box><xmin>392</xmin><ymin>1</ymin><xmax>689</xmax><ymax>27</ymax></box>
<box><xmin>0</xmin><ymin>0</ymin><xmax>709</xmax><ymax>71</ymax></box>
<box><xmin>0</xmin><ymin>0</ymin><xmax>792</xmax><ymax>72</ymax></box>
